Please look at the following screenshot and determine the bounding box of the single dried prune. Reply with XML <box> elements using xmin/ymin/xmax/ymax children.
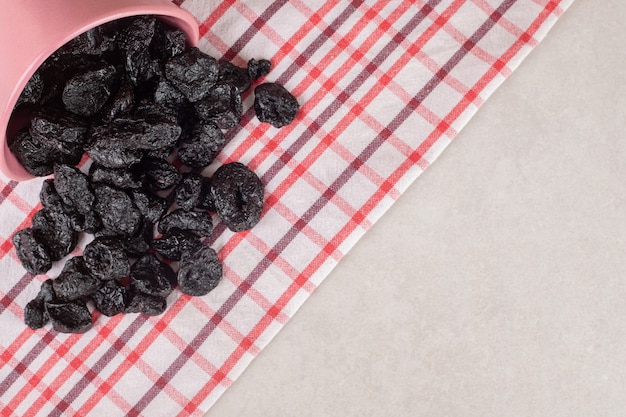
<box><xmin>83</xmin><ymin>237</ymin><xmax>131</xmax><ymax>280</ymax></box>
<box><xmin>150</xmin><ymin>21</ymin><xmax>186</xmax><ymax>61</ymax></box>
<box><xmin>152</xmin><ymin>230</ymin><xmax>202</xmax><ymax>261</ymax></box>
<box><xmin>9</xmin><ymin>129</ymin><xmax>59</xmax><ymax>177</ymax></box>
<box><xmin>110</xmin><ymin>116</ymin><xmax>182</xmax><ymax>151</ymax></box>
<box><xmin>37</xmin><ymin>279</ymin><xmax>57</xmax><ymax>303</ymax></box>
<box><xmin>131</xmin><ymin>189</ymin><xmax>168</xmax><ymax>224</ymax></box>
<box><xmin>13</xmin><ymin>228</ymin><xmax>52</xmax><ymax>275</ymax></box>
<box><xmin>211</xmin><ymin>162</ymin><xmax>264</xmax><ymax>232</ymax></box>
<box><xmin>254</xmin><ymin>83</ymin><xmax>299</xmax><ymax>128</ymax></box>
<box><xmin>59</xmin><ymin>25</ymin><xmax>117</xmax><ymax>56</ymax></box>
<box><xmin>86</xmin><ymin>127</ymin><xmax>144</xmax><ymax>169</ymax></box>
<box><xmin>31</xmin><ymin>209</ymin><xmax>78</xmax><ymax>261</ymax></box>
<box><xmin>154</xmin><ymin>79</ymin><xmax>187</xmax><ymax>113</ymax></box>
<box><xmin>100</xmin><ymin>76</ymin><xmax>135</xmax><ymax>122</ymax></box>
<box><xmin>247</xmin><ymin>58</ymin><xmax>271</xmax><ymax>80</ymax></box>
<box><xmin>177</xmin><ymin>121</ymin><xmax>225</xmax><ymax>168</ymax></box>
<box><xmin>40</xmin><ymin>179</ymin><xmax>64</xmax><ymax>212</ymax></box>
<box><xmin>178</xmin><ymin>245</ymin><xmax>222</xmax><ymax>296</ymax></box>
<box><xmin>122</xmin><ymin>221</ymin><xmax>153</xmax><ymax>257</ymax></box>
<box><xmin>141</xmin><ymin>158</ymin><xmax>181</xmax><ymax>191</ymax></box>
<box><xmin>130</xmin><ymin>253</ymin><xmax>176</xmax><ymax>298</ymax></box>
<box><xmin>197</xmin><ymin>176</ymin><xmax>216</xmax><ymax>211</ymax></box>
<box><xmin>158</xmin><ymin>208</ymin><xmax>213</xmax><ymax>237</ymax></box>
<box><xmin>92</xmin><ymin>280</ymin><xmax>128</xmax><ymax>317</ymax></box>
<box><xmin>118</xmin><ymin>16</ymin><xmax>157</xmax><ymax>85</ymax></box>
<box><xmin>194</xmin><ymin>83</ymin><xmax>243</xmax><ymax>129</ymax></box>
<box><xmin>218</xmin><ymin>61</ymin><xmax>251</xmax><ymax>93</ymax></box>
<box><xmin>45</xmin><ymin>300</ymin><xmax>93</xmax><ymax>333</ymax></box>
<box><xmin>164</xmin><ymin>47</ymin><xmax>219</xmax><ymax>102</ymax></box>
<box><xmin>15</xmin><ymin>71</ymin><xmax>44</xmax><ymax>108</ymax></box>
<box><xmin>24</xmin><ymin>298</ymin><xmax>49</xmax><ymax>329</ymax></box>
<box><xmin>124</xmin><ymin>290</ymin><xmax>167</xmax><ymax>316</ymax></box>
<box><xmin>30</xmin><ymin>107</ymin><xmax>88</xmax><ymax>146</ymax></box>
<box><xmin>89</xmin><ymin>163</ymin><xmax>144</xmax><ymax>190</ymax></box>
<box><xmin>62</xmin><ymin>65</ymin><xmax>118</xmax><ymax>117</ymax></box>
<box><xmin>53</xmin><ymin>164</ymin><xmax>95</xmax><ymax>220</ymax></box>
<box><xmin>52</xmin><ymin>257</ymin><xmax>101</xmax><ymax>302</ymax></box>
<box><xmin>174</xmin><ymin>173</ymin><xmax>203</xmax><ymax>211</ymax></box>
<box><xmin>94</xmin><ymin>184</ymin><xmax>142</xmax><ymax>236</ymax></box>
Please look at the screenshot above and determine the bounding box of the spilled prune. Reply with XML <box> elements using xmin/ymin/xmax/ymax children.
<box><xmin>152</xmin><ymin>230</ymin><xmax>202</xmax><ymax>261</ymax></box>
<box><xmin>31</xmin><ymin>209</ymin><xmax>78</xmax><ymax>261</ymax></box>
<box><xmin>177</xmin><ymin>121</ymin><xmax>225</xmax><ymax>168</ymax></box>
<box><xmin>130</xmin><ymin>253</ymin><xmax>176</xmax><ymax>298</ymax></box>
<box><xmin>52</xmin><ymin>257</ymin><xmax>101</xmax><ymax>302</ymax></box>
<box><xmin>211</xmin><ymin>162</ymin><xmax>264</xmax><ymax>232</ymax></box>
<box><xmin>93</xmin><ymin>184</ymin><xmax>142</xmax><ymax>237</ymax></box>
<box><xmin>13</xmin><ymin>228</ymin><xmax>52</xmax><ymax>275</ymax></box>
<box><xmin>158</xmin><ymin>208</ymin><xmax>213</xmax><ymax>237</ymax></box>
<box><xmin>247</xmin><ymin>58</ymin><xmax>271</xmax><ymax>81</ymax></box>
<box><xmin>24</xmin><ymin>299</ymin><xmax>49</xmax><ymax>330</ymax></box>
<box><xmin>131</xmin><ymin>189</ymin><xmax>168</xmax><ymax>224</ymax></box>
<box><xmin>46</xmin><ymin>300</ymin><xmax>93</xmax><ymax>333</ymax></box>
<box><xmin>89</xmin><ymin>163</ymin><xmax>144</xmax><ymax>190</ymax></box>
<box><xmin>83</xmin><ymin>237</ymin><xmax>130</xmax><ymax>280</ymax></box>
<box><xmin>141</xmin><ymin>158</ymin><xmax>181</xmax><ymax>191</ymax></box>
<box><xmin>178</xmin><ymin>245</ymin><xmax>222</xmax><ymax>296</ymax></box>
<box><xmin>174</xmin><ymin>173</ymin><xmax>203</xmax><ymax>211</ymax></box>
<box><xmin>92</xmin><ymin>280</ymin><xmax>128</xmax><ymax>317</ymax></box>
<box><xmin>194</xmin><ymin>83</ymin><xmax>243</xmax><ymax>129</ymax></box>
<box><xmin>124</xmin><ymin>291</ymin><xmax>167</xmax><ymax>316</ymax></box>
<box><xmin>164</xmin><ymin>47</ymin><xmax>219</xmax><ymax>102</ymax></box>
<box><xmin>254</xmin><ymin>82</ymin><xmax>299</xmax><ymax>128</ymax></box>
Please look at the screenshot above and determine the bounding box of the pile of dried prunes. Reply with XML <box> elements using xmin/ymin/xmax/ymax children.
<box><xmin>9</xmin><ymin>15</ymin><xmax>299</xmax><ymax>333</ymax></box>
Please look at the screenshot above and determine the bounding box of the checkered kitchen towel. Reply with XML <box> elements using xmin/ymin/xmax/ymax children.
<box><xmin>0</xmin><ymin>0</ymin><xmax>574</xmax><ymax>415</ymax></box>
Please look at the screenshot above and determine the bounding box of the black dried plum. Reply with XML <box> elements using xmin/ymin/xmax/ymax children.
<box><xmin>86</xmin><ymin>126</ymin><xmax>144</xmax><ymax>169</ymax></box>
<box><xmin>177</xmin><ymin>121</ymin><xmax>225</xmax><ymax>168</ymax></box>
<box><xmin>197</xmin><ymin>176</ymin><xmax>216</xmax><ymax>211</ymax></box>
<box><xmin>112</xmin><ymin>116</ymin><xmax>181</xmax><ymax>151</ymax></box>
<box><xmin>211</xmin><ymin>162</ymin><xmax>264</xmax><ymax>232</ymax></box>
<box><xmin>150</xmin><ymin>21</ymin><xmax>186</xmax><ymax>61</ymax></box>
<box><xmin>254</xmin><ymin>82</ymin><xmax>299</xmax><ymax>128</ymax></box>
<box><xmin>83</xmin><ymin>237</ymin><xmax>131</xmax><ymax>280</ymax></box>
<box><xmin>100</xmin><ymin>76</ymin><xmax>135</xmax><ymax>122</ymax></box>
<box><xmin>13</xmin><ymin>228</ymin><xmax>52</xmax><ymax>275</ymax></box>
<box><xmin>31</xmin><ymin>209</ymin><xmax>78</xmax><ymax>261</ymax></box>
<box><xmin>174</xmin><ymin>173</ymin><xmax>203</xmax><ymax>211</ymax></box>
<box><xmin>247</xmin><ymin>58</ymin><xmax>271</xmax><ymax>80</ymax></box>
<box><xmin>89</xmin><ymin>163</ymin><xmax>144</xmax><ymax>190</ymax></box>
<box><xmin>152</xmin><ymin>230</ymin><xmax>202</xmax><ymax>261</ymax></box>
<box><xmin>154</xmin><ymin>79</ymin><xmax>186</xmax><ymax>113</ymax></box>
<box><xmin>218</xmin><ymin>60</ymin><xmax>251</xmax><ymax>93</ymax></box>
<box><xmin>130</xmin><ymin>253</ymin><xmax>175</xmax><ymax>298</ymax></box>
<box><xmin>121</xmin><ymin>221</ymin><xmax>153</xmax><ymax>258</ymax></box>
<box><xmin>94</xmin><ymin>184</ymin><xmax>142</xmax><ymax>236</ymax></box>
<box><xmin>45</xmin><ymin>300</ymin><xmax>93</xmax><ymax>333</ymax></box>
<box><xmin>53</xmin><ymin>164</ymin><xmax>95</xmax><ymax>219</ymax></box>
<box><xmin>40</xmin><ymin>179</ymin><xmax>64</xmax><ymax>211</ymax></box>
<box><xmin>62</xmin><ymin>65</ymin><xmax>118</xmax><ymax>117</ymax></box>
<box><xmin>178</xmin><ymin>245</ymin><xmax>222</xmax><ymax>296</ymax></box>
<box><xmin>164</xmin><ymin>47</ymin><xmax>219</xmax><ymax>102</ymax></box>
<box><xmin>59</xmin><ymin>25</ymin><xmax>117</xmax><ymax>56</ymax></box>
<box><xmin>141</xmin><ymin>158</ymin><xmax>181</xmax><ymax>191</ymax></box>
<box><xmin>37</xmin><ymin>279</ymin><xmax>57</xmax><ymax>303</ymax></box>
<box><xmin>118</xmin><ymin>16</ymin><xmax>157</xmax><ymax>85</ymax></box>
<box><xmin>52</xmin><ymin>256</ymin><xmax>101</xmax><ymax>302</ymax></box>
<box><xmin>194</xmin><ymin>83</ymin><xmax>243</xmax><ymax>129</ymax></box>
<box><xmin>30</xmin><ymin>107</ymin><xmax>88</xmax><ymax>146</ymax></box>
<box><xmin>158</xmin><ymin>208</ymin><xmax>213</xmax><ymax>237</ymax></box>
<box><xmin>24</xmin><ymin>299</ymin><xmax>49</xmax><ymax>330</ymax></box>
<box><xmin>15</xmin><ymin>71</ymin><xmax>44</xmax><ymax>108</ymax></box>
<box><xmin>131</xmin><ymin>189</ymin><xmax>168</xmax><ymax>224</ymax></box>
<box><xmin>124</xmin><ymin>290</ymin><xmax>167</xmax><ymax>316</ymax></box>
<box><xmin>9</xmin><ymin>129</ymin><xmax>59</xmax><ymax>177</ymax></box>
<box><xmin>92</xmin><ymin>280</ymin><xmax>128</xmax><ymax>317</ymax></box>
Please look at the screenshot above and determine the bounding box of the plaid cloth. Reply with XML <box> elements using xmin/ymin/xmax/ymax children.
<box><xmin>0</xmin><ymin>0</ymin><xmax>574</xmax><ymax>415</ymax></box>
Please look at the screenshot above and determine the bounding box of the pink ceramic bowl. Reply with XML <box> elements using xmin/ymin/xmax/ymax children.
<box><xmin>0</xmin><ymin>0</ymin><xmax>200</xmax><ymax>181</ymax></box>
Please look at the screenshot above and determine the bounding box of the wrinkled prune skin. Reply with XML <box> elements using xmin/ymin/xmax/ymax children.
<box><xmin>178</xmin><ymin>245</ymin><xmax>222</xmax><ymax>296</ymax></box>
<box><xmin>92</xmin><ymin>280</ymin><xmax>128</xmax><ymax>317</ymax></box>
<box><xmin>177</xmin><ymin>121</ymin><xmax>225</xmax><ymax>168</ymax></box>
<box><xmin>131</xmin><ymin>189</ymin><xmax>168</xmax><ymax>224</ymax></box>
<box><xmin>58</xmin><ymin>25</ymin><xmax>117</xmax><ymax>56</ymax></box>
<box><xmin>30</xmin><ymin>107</ymin><xmax>88</xmax><ymax>146</ymax></box>
<box><xmin>40</xmin><ymin>179</ymin><xmax>64</xmax><ymax>212</ymax></box>
<box><xmin>24</xmin><ymin>299</ymin><xmax>49</xmax><ymax>329</ymax></box>
<box><xmin>141</xmin><ymin>158</ymin><xmax>181</xmax><ymax>191</ymax></box>
<box><xmin>174</xmin><ymin>173</ymin><xmax>204</xmax><ymax>211</ymax></box>
<box><xmin>154</xmin><ymin>79</ymin><xmax>186</xmax><ymax>113</ymax></box>
<box><xmin>211</xmin><ymin>162</ymin><xmax>264</xmax><ymax>232</ymax></box>
<box><xmin>89</xmin><ymin>163</ymin><xmax>144</xmax><ymax>190</ymax></box>
<box><xmin>37</xmin><ymin>279</ymin><xmax>57</xmax><ymax>303</ymax></box>
<box><xmin>158</xmin><ymin>208</ymin><xmax>213</xmax><ymax>237</ymax></box>
<box><xmin>150</xmin><ymin>21</ymin><xmax>187</xmax><ymax>61</ymax></box>
<box><xmin>100</xmin><ymin>76</ymin><xmax>135</xmax><ymax>122</ymax></box>
<box><xmin>164</xmin><ymin>47</ymin><xmax>219</xmax><ymax>102</ymax></box>
<box><xmin>62</xmin><ymin>65</ymin><xmax>118</xmax><ymax>117</ymax></box>
<box><xmin>45</xmin><ymin>300</ymin><xmax>93</xmax><ymax>333</ymax></box>
<box><xmin>124</xmin><ymin>291</ymin><xmax>167</xmax><ymax>316</ymax></box>
<box><xmin>247</xmin><ymin>58</ymin><xmax>271</xmax><ymax>81</ymax></box>
<box><xmin>122</xmin><ymin>221</ymin><xmax>153</xmax><ymax>258</ymax></box>
<box><xmin>13</xmin><ymin>228</ymin><xmax>52</xmax><ymax>275</ymax></box>
<box><xmin>130</xmin><ymin>253</ymin><xmax>175</xmax><ymax>298</ymax></box>
<box><xmin>85</xmin><ymin>129</ymin><xmax>144</xmax><ymax>169</ymax></box>
<box><xmin>53</xmin><ymin>164</ymin><xmax>96</xmax><ymax>220</ymax></box>
<box><xmin>254</xmin><ymin>82</ymin><xmax>299</xmax><ymax>128</ymax></box>
<box><xmin>9</xmin><ymin>129</ymin><xmax>59</xmax><ymax>177</ymax></box>
<box><xmin>31</xmin><ymin>209</ymin><xmax>78</xmax><ymax>261</ymax></box>
<box><xmin>152</xmin><ymin>230</ymin><xmax>202</xmax><ymax>261</ymax></box>
<box><xmin>197</xmin><ymin>176</ymin><xmax>216</xmax><ymax>212</ymax></box>
<box><xmin>110</xmin><ymin>116</ymin><xmax>182</xmax><ymax>151</ymax></box>
<box><xmin>83</xmin><ymin>237</ymin><xmax>130</xmax><ymax>280</ymax></box>
<box><xmin>52</xmin><ymin>256</ymin><xmax>101</xmax><ymax>302</ymax></box>
<box><xmin>15</xmin><ymin>71</ymin><xmax>44</xmax><ymax>108</ymax></box>
<box><xmin>94</xmin><ymin>184</ymin><xmax>142</xmax><ymax>236</ymax></box>
<box><xmin>118</xmin><ymin>15</ymin><xmax>157</xmax><ymax>85</ymax></box>
<box><xmin>218</xmin><ymin>60</ymin><xmax>251</xmax><ymax>93</ymax></box>
<box><xmin>194</xmin><ymin>83</ymin><xmax>243</xmax><ymax>129</ymax></box>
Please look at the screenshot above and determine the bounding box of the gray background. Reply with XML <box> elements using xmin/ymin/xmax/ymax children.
<box><xmin>207</xmin><ymin>0</ymin><xmax>626</xmax><ymax>415</ymax></box>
